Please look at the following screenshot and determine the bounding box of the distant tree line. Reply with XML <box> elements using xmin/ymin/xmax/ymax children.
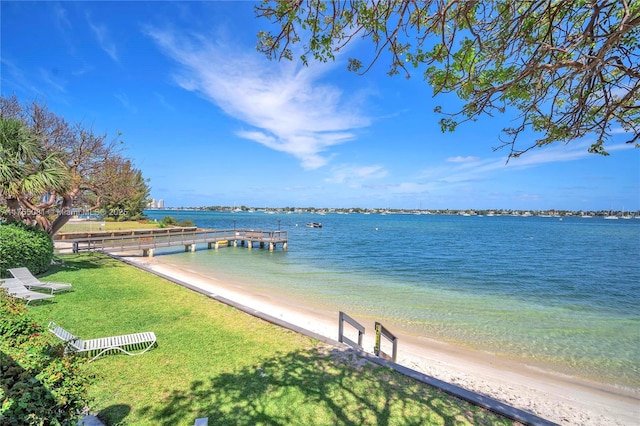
<box><xmin>162</xmin><ymin>206</ymin><xmax>638</xmax><ymax>217</ymax></box>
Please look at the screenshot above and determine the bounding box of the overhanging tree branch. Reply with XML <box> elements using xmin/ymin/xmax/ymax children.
<box><xmin>256</xmin><ymin>0</ymin><xmax>640</xmax><ymax>157</ymax></box>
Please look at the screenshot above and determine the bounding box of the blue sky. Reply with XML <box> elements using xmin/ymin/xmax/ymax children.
<box><xmin>2</xmin><ymin>1</ymin><xmax>638</xmax><ymax>211</ymax></box>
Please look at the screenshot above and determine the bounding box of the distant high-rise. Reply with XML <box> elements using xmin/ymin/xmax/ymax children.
<box><xmin>147</xmin><ymin>198</ymin><xmax>165</xmax><ymax>209</ymax></box>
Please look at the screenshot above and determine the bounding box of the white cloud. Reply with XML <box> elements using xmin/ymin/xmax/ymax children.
<box><xmin>71</xmin><ymin>64</ymin><xmax>94</xmax><ymax>77</ymax></box>
<box><xmin>607</xmin><ymin>142</ymin><xmax>638</xmax><ymax>152</ymax></box>
<box><xmin>390</xmin><ymin>139</ymin><xmax>612</xmax><ymax>199</ymax></box>
<box><xmin>53</xmin><ymin>4</ymin><xmax>71</xmax><ymax>31</ymax></box>
<box><xmin>38</xmin><ymin>68</ymin><xmax>66</xmax><ymax>93</ymax></box>
<box><xmin>440</xmin><ymin>140</ymin><xmax>597</xmax><ymax>181</ymax></box>
<box><xmin>146</xmin><ymin>28</ymin><xmax>371</xmax><ymax>169</ymax></box>
<box><xmin>2</xmin><ymin>58</ymin><xmax>67</xmax><ymax>96</ymax></box>
<box><xmin>1</xmin><ymin>58</ymin><xmax>41</xmax><ymax>95</ymax></box>
<box><xmin>610</xmin><ymin>127</ymin><xmax>632</xmax><ymax>135</ymax></box>
<box><xmin>440</xmin><ymin>136</ymin><xmax>635</xmax><ymax>187</ymax></box>
<box><xmin>153</xmin><ymin>92</ymin><xmax>175</xmax><ymax>112</ymax></box>
<box><xmin>86</xmin><ymin>14</ymin><xmax>118</xmax><ymax>62</ymax></box>
<box><xmin>114</xmin><ymin>92</ymin><xmax>137</xmax><ymax>114</ymax></box>
<box><xmin>325</xmin><ymin>164</ymin><xmax>388</xmax><ymax>185</ymax></box>
<box><xmin>446</xmin><ymin>156</ymin><xmax>481</xmax><ymax>163</ymax></box>
<box><xmin>379</xmin><ymin>181</ymin><xmax>434</xmax><ymax>194</ymax></box>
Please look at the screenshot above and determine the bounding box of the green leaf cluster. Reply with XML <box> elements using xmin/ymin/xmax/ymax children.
<box><xmin>0</xmin><ymin>118</ymin><xmax>68</xmax><ymax>201</ymax></box>
<box><xmin>96</xmin><ymin>159</ymin><xmax>151</xmax><ymax>222</ymax></box>
<box><xmin>0</xmin><ymin>291</ymin><xmax>91</xmax><ymax>425</ymax></box>
<box><xmin>158</xmin><ymin>216</ymin><xmax>194</xmax><ymax>228</ymax></box>
<box><xmin>256</xmin><ymin>0</ymin><xmax>640</xmax><ymax>157</ymax></box>
<box><xmin>0</xmin><ymin>223</ymin><xmax>53</xmax><ymax>278</ymax></box>
<box><xmin>1</xmin><ymin>96</ymin><xmax>152</xmax><ymax>236</ymax></box>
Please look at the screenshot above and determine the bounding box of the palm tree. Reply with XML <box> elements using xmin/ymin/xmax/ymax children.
<box><xmin>0</xmin><ymin>117</ymin><xmax>69</xmax><ymax>232</ymax></box>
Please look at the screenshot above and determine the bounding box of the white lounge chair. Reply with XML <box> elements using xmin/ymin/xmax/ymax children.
<box><xmin>8</xmin><ymin>267</ymin><xmax>72</xmax><ymax>294</ymax></box>
<box><xmin>1</xmin><ymin>278</ymin><xmax>55</xmax><ymax>305</ymax></box>
<box><xmin>48</xmin><ymin>322</ymin><xmax>157</xmax><ymax>362</ymax></box>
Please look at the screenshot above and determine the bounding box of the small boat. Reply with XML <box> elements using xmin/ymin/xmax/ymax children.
<box><xmin>306</xmin><ymin>222</ymin><xmax>322</xmax><ymax>228</ymax></box>
<box><xmin>604</xmin><ymin>209</ymin><xmax>619</xmax><ymax>219</ymax></box>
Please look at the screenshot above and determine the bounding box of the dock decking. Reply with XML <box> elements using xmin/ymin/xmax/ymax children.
<box><xmin>61</xmin><ymin>228</ymin><xmax>288</xmax><ymax>256</ymax></box>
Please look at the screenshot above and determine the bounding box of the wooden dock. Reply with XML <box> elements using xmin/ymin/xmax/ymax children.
<box><xmin>60</xmin><ymin>228</ymin><xmax>288</xmax><ymax>256</ymax></box>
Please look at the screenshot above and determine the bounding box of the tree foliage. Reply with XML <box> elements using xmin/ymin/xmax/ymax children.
<box><xmin>0</xmin><ymin>118</ymin><xmax>69</xmax><ymax>232</ymax></box>
<box><xmin>0</xmin><ymin>96</ymin><xmax>151</xmax><ymax>235</ymax></box>
<box><xmin>0</xmin><ymin>291</ymin><xmax>91</xmax><ymax>425</ymax></box>
<box><xmin>256</xmin><ymin>0</ymin><xmax>640</xmax><ymax>157</ymax></box>
<box><xmin>93</xmin><ymin>158</ymin><xmax>150</xmax><ymax>221</ymax></box>
<box><xmin>0</xmin><ymin>223</ymin><xmax>53</xmax><ymax>278</ymax></box>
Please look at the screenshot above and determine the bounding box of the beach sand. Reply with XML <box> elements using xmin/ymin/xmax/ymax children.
<box><xmin>121</xmin><ymin>254</ymin><xmax>639</xmax><ymax>426</ymax></box>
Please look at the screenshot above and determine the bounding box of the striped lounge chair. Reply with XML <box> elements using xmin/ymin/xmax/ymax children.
<box><xmin>8</xmin><ymin>267</ymin><xmax>72</xmax><ymax>294</ymax></box>
<box><xmin>1</xmin><ymin>278</ymin><xmax>55</xmax><ymax>305</ymax></box>
<box><xmin>48</xmin><ymin>322</ymin><xmax>157</xmax><ymax>362</ymax></box>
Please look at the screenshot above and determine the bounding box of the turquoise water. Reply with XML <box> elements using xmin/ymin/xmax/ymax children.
<box><xmin>145</xmin><ymin>210</ymin><xmax>640</xmax><ymax>390</ymax></box>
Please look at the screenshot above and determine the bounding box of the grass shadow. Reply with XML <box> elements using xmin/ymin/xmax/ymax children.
<box><xmin>97</xmin><ymin>404</ymin><xmax>131</xmax><ymax>426</ymax></box>
<box><xmin>39</xmin><ymin>253</ymin><xmax>132</xmax><ymax>291</ymax></box>
<box><xmin>31</xmin><ymin>253</ymin><xmax>514</xmax><ymax>425</ymax></box>
<box><xmin>137</xmin><ymin>346</ymin><xmax>509</xmax><ymax>426</ymax></box>
<box><xmin>47</xmin><ymin>253</ymin><xmax>126</xmax><ymax>275</ymax></box>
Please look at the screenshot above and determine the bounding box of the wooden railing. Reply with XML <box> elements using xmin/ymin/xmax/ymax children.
<box><xmin>55</xmin><ymin>226</ymin><xmax>198</xmax><ymax>240</ymax></box>
<box><xmin>68</xmin><ymin>228</ymin><xmax>288</xmax><ymax>253</ymax></box>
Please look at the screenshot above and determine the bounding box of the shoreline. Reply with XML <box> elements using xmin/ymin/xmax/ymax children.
<box><xmin>121</xmin><ymin>253</ymin><xmax>638</xmax><ymax>426</ymax></box>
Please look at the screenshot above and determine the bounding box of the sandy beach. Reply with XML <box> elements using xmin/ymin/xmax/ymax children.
<box><xmin>121</xmin><ymin>254</ymin><xmax>639</xmax><ymax>426</ymax></box>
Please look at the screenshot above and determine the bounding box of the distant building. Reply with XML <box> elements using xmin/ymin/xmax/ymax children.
<box><xmin>147</xmin><ymin>198</ymin><xmax>165</xmax><ymax>209</ymax></box>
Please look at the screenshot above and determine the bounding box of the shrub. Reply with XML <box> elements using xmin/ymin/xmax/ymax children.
<box><xmin>159</xmin><ymin>216</ymin><xmax>195</xmax><ymax>228</ymax></box>
<box><xmin>161</xmin><ymin>216</ymin><xmax>177</xmax><ymax>226</ymax></box>
<box><xmin>0</xmin><ymin>222</ymin><xmax>53</xmax><ymax>278</ymax></box>
<box><xmin>0</xmin><ymin>291</ymin><xmax>92</xmax><ymax>425</ymax></box>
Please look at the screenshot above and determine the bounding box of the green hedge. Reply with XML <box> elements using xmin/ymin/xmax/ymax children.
<box><xmin>0</xmin><ymin>222</ymin><xmax>53</xmax><ymax>278</ymax></box>
<box><xmin>0</xmin><ymin>291</ymin><xmax>91</xmax><ymax>425</ymax></box>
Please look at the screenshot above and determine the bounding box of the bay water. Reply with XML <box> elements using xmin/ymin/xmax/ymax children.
<box><xmin>144</xmin><ymin>210</ymin><xmax>640</xmax><ymax>392</ymax></box>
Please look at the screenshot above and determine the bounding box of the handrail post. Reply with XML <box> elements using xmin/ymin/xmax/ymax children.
<box><xmin>374</xmin><ymin>322</ymin><xmax>398</xmax><ymax>362</ymax></box>
<box><xmin>338</xmin><ymin>311</ymin><xmax>365</xmax><ymax>350</ymax></box>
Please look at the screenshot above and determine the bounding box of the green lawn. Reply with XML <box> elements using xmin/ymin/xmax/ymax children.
<box><xmin>28</xmin><ymin>253</ymin><xmax>513</xmax><ymax>426</ymax></box>
<box><xmin>58</xmin><ymin>220</ymin><xmax>162</xmax><ymax>234</ymax></box>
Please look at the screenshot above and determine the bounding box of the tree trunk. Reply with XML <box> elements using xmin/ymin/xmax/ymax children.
<box><xmin>5</xmin><ymin>198</ymin><xmax>22</xmax><ymax>223</ymax></box>
<box><xmin>48</xmin><ymin>194</ymin><xmax>75</xmax><ymax>237</ymax></box>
